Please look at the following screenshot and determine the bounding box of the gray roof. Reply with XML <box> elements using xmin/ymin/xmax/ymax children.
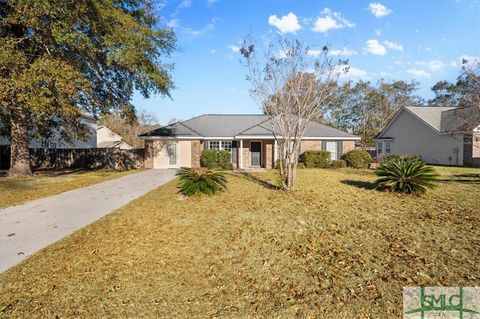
<box><xmin>141</xmin><ymin>114</ymin><xmax>359</xmax><ymax>139</ymax></box>
<box><xmin>405</xmin><ymin>106</ymin><xmax>456</xmax><ymax>131</ymax></box>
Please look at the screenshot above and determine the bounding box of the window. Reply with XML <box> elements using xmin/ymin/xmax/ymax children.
<box><xmin>221</xmin><ymin>141</ymin><xmax>232</xmax><ymax>152</ymax></box>
<box><xmin>48</xmin><ymin>142</ymin><xmax>57</xmax><ymax>149</ymax></box>
<box><xmin>377</xmin><ymin>142</ymin><xmax>383</xmax><ymax>155</ymax></box>
<box><xmin>208</xmin><ymin>141</ymin><xmax>220</xmax><ymax>150</ymax></box>
<box><xmin>166</xmin><ymin>142</ymin><xmax>177</xmax><ymax>166</ymax></box>
<box><xmin>325</xmin><ymin>141</ymin><xmax>338</xmax><ymax>160</ymax></box>
<box><xmin>385</xmin><ymin>142</ymin><xmax>391</xmax><ymax>154</ymax></box>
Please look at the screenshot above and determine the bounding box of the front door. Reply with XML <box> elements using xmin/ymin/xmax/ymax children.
<box><xmin>250</xmin><ymin>141</ymin><xmax>262</xmax><ymax>167</ymax></box>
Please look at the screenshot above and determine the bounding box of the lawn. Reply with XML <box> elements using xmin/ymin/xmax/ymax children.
<box><xmin>0</xmin><ymin>167</ymin><xmax>478</xmax><ymax>318</ymax></box>
<box><xmin>0</xmin><ymin>169</ymin><xmax>140</xmax><ymax>209</ymax></box>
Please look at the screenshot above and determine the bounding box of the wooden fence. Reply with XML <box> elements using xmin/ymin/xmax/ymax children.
<box><xmin>0</xmin><ymin>146</ymin><xmax>144</xmax><ymax>170</ymax></box>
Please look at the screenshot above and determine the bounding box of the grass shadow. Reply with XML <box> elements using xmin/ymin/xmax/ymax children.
<box><xmin>235</xmin><ymin>171</ymin><xmax>282</xmax><ymax>190</ymax></box>
<box><xmin>439</xmin><ymin>173</ymin><xmax>480</xmax><ymax>184</ymax></box>
<box><xmin>341</xmin><ymin>179</ymin><xmax>377</xmax><ymax>190</ymax></box>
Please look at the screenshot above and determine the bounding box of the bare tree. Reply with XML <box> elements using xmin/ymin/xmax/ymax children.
<box><xmin>240</xmin><ymin>38</ymin><xmax>346</xmax><ymax>190</ymax></box>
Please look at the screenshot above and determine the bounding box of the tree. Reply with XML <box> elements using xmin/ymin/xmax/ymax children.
<box><xmin>241</xmin><ymin>38</ymin><xmax>345</xmax><ymax>190</ymax></box>
<box><xmin>100</xmin><ymin>110</ymin><xmax>161</xmax><ymax>148</ymax></box>
<box><xmin>328</xmin><ymin>80</ymin><xmax>422</xmax><ymax>148</ymax></box>
<box><xmin>0</xmin><ymin>0</ymin><xmax>176</xmax><ymax>175</ymax></box>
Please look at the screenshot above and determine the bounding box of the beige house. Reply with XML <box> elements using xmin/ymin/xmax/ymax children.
<box><xmin>140</xmin><ymin>114</ymin><xmax>360</xmax><ymax>169</ymax></box>
<box><xmin>374</xmin><ymin>106</ymin><xmax>480</xmax><ymax>167</ymax></box>
<box><xmin>96</xmin><ymin>126</ymin><xmax>133</xmax><ymax>150</ymax></box>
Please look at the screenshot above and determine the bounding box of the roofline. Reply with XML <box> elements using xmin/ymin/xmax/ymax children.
<box><xmin>141</xmin><ymin>135</ymin><xmax>361</xmax><ymax>141</ymax></box>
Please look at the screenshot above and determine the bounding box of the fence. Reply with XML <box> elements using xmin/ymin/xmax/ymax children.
<box><xmin>0</xmin><ymin>146</ymin><xmax>144</xmax><ymax>170</ymax></box>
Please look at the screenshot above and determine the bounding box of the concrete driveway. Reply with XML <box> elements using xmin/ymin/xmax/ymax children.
<box><xmin>0</xmin><ymin>169</ymin><xmax>176</xmax><ymax>273</ymax></box>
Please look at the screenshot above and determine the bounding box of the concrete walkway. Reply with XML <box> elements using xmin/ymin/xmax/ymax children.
<box><xmin>0</xmin><ymin>169</ymin><xmax>176</xmax><ymax>273</ymax></box>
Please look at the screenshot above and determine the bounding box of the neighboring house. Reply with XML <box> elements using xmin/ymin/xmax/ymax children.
<box><xmin>0</xmin><ymin>114</ymin><xmax>97</xmax><ymax>149</ymax></box>
<box><xmin>374</xmin><ymin>106</ymin><xmax>480</xmax><ymax>167</ymax></box>
<box><xmin>97</xmin><ymin>126</ymin><xmax>133</xmax><ymax>150</ymax></box>
<box><xmin>140</xmin><ymin>114</ymin><xmax>360</xmax><ymax>169</ymax></box>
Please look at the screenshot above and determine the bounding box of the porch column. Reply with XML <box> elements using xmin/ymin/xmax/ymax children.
<box><xmin>239</xmin><ymin>139</ymin><xmax>243</xmax><ymax>169</ymax></box>
<box><xmin>273</xmin><ymin>139</ymin><xmax>277</xmax><ymax>164</ymax></box>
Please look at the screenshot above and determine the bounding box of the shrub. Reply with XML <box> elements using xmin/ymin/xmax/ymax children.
<box><xmin>375</xmin><ymin>158</ymin><xmax>439</xmax><ymax>195</ymax></box>
<box><xmin>200</xmin><ymin>149</ymin><xmax>218</xmax><ymax>168</ymax></box>
<box><xmin>341</xmin><ymin>150</ymin><xmax>372</xmax><ymax>169</ymax></box>
<box><xmin>381</xmin><ymin>154</ymin><xmax>421</xmax><ymax>165</ymax></box>
<box><xmin>330</xmin><ymin>159</ymin><xmax>347</xmax><ymax>169</ymax></box>
<box><xmin>217</xmin><ymin>150</ymin><xmax>231</xmax><ymax>167</ymax></box>
<box><xmin>176</xmin><ymin>167</ymin><xmax>228</xmax><ymax>196</ymax></box>
<box><xmin>299</xmin><ymin>150</ymin><xmax>330</xmax><ymax>168</ymax></box>
<box><xmin>221</xmin><ymin>162</ymin><xmax>234</xmax><ymax>170</ymax></box>
<box><xmin>297</xmin><ymin>162</ymin><xmax>305</xmax><ymax>169</ymax></box>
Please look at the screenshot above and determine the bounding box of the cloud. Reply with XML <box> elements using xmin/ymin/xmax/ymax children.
<box><xmin>268</xmin><ymin>12</ymin><xmax>302</xmax><ymax>34</ymax></box>
<box><xmin>167</xmin><ymin>19</ymin><xmax>180</xmax><ymax>28</ymax></box>
<box><xmin>307</xmin><ymin>49</ymin><xmax>322</xmax><ymax>57</ymax></box>
<box><xmin>384</xmin><ymin>40</ymin><xmax>403</xmax><ymax>52</ymax></box>
<box><xmin>227</xmin><ymin>45</ymin><xmax>240</xmax><ymax>52</ymax></box>
<box><xmin>178</xmin><ymin>0</ymin><xmax>192</xmax><ymax>9</ymax></box>
<box><xmin>364</xmin><ymin>39</ymin><xmax>387</xmax><ymax>55</ymax></box>
<box><xmin>375</xmin><ymin>29</ymin><xmax>382</xmax><ymax>36</ymax></box>
<box><xmin>328</xmin><ymin>48</ymin><xmax>358</xmax><ymax>56</ymax></box>
<box><xmin>415</xmin><ymin>60</ymin><xmax>447</xmax><ymax>72</ymax></box>
<box><xmin>461</xmin><ymin>55</ymin><xmax>480</xmax><ymax>68</ymax></box>
<box><xmin>368</xmin><ymin>2</ymin><xmax>392</xmax><ymax>18</ymax></box>
<box><xmin>312</xmin><ymin>8</ymin><xmax>355</xmax><ymax>33</ymax></box>
<box><xmin>334</xmin><ymin>65</ymin><xmax>368</xmax><ymax>79</ymax></box>
<box><xmin>407</xmin><ymin>69</ymin><xmax>431</xmax><ymax>78</ymax></box>
<box><xmin>207</xmin><ymin>0</ymin><xmax>217</xmax><ymax>5</ymax></box>
<box><xmin>210</xmin><ymin>49</ymin><xmax>216</xmax><ymax>54</ymax></box>
<box><xmin>182</xmin><ymin>17</ymin><xmax>218</xmax><ymax>36</ymax></box>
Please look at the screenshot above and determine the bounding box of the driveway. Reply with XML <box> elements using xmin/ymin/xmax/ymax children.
<box><xmin>0</xmin><ymin>169</ymin><xmax>176</xmax><ymax>273</ymax></box>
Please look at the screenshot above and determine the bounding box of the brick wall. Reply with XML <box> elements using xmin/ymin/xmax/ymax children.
<box><xmin>242</xmin><ymin>140</ymin><xmax>251</xmax><ymax>168</ymax></box>
<box><xmin>300</xmin><ymin>140</ymin><xmax>322</xmax><ymax>152</ymax></box>
<box><xmin>342</xmin><ymin>140</ymin><xmax>356</xmax><ymax>154</ymax></box>
<box><xmin>264</xmin><ymin>140</ymin><xmax>274</xmax><ymax>169</ymax></box>
<box><xmin>144</xmin><ymin>140</ymin><xmax>154</xmax><ymax>168</ymax></box>
<box><xmin>191</xmin><ymin>140</ymin><xmax>202</xmax><ymax>168</ymax></box>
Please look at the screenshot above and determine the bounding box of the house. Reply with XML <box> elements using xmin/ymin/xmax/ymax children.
<box><xmin>374</xmin><ymin>106</ymin><xmax>480</xmax><ymax>167</ymax></box>
<box><xmin>140</xmin><ymin>114</ymin><xmax>360</xmax><ymax>169</ymax></box>
<box><xmin>0</xmin><ymin>114</ymin><xmax>97</xmax><ymax>149</ymax></box>
<box><xmin>97</xmin><ymin>126</ymin><xmax>133</xmax><ymax>150</ymax></box>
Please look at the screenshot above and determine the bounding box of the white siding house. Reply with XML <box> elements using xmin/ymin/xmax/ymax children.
<box><xmin>375</xmin><ymin>106</ymin><xmax>479</xmax><ymax>166</ymax></box>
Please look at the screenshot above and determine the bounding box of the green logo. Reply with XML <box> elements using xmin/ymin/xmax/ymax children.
<box><xmin>404</xmin><ymin>287</ymin><xmax>480</xmax><ymax>319</ymax></box>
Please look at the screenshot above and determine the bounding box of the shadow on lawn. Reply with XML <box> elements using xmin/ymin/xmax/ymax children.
<box><xmin>341</xmin><ymin>179</ymin><xmax>376</xmax><ymax>190</ymax></box>
<box><xmin>236</xmin><ymin>172</ymin><xmax>282</xmax><ymax>190</ymax></box>
<box><xmin>439</xmin><ymin>173</ymin><xmax>480</xmax><ymax>184</ymax></box>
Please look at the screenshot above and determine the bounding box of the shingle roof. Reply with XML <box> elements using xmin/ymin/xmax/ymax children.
<box><xmin>141</xmin><ymin>114</ymin><xmax>359</xmax><ymax>139</ymax></box>
<box><xmin>405</xmin><ymin>106</ymin><xmax>456</xmax><ymax>131</ymax></box>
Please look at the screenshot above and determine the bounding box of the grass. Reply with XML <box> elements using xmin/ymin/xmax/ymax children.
<box><xmin>0</xmin><ymin>166</ymin><xmax>479</xmax><ymax>318</ymax></box>
<box><xmin>0</xmin><ymin>169</ymin><xmax>140</xmax><ymax>209</ymax></box>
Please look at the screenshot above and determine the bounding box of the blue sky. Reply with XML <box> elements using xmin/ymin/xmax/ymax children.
<box><xmin>132</xmin><ymin>0</ymin><xmax>480</xmax><ymax>124</ymax></box>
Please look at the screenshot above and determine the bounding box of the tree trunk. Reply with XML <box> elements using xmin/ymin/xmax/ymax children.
<box><xmin>9</xmin><ymin>105</ymin><xmax>32</xmax><ymax>176</ymax></box>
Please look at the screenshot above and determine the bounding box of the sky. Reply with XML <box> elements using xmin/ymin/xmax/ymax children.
<box><xmin>131</xmin><ymin>0</ymin><xmax>480</xmax><ymax>124</ymax></box>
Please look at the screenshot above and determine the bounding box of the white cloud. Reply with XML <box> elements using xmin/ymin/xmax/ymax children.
<box><xmin>407</xmin><ymin>69</ymin><xmax>431</xmax><ymax>78</ymax></box>
<box><xmin>328</xmin><ymin>48</ymin><xmax>359</xmax><ymax>56</ymax></box>
<box><xmin>227</xmin><ymin>45</ymin><xmax>240</xmax><ymax>52</ymax></box>
<box><xmin>415</xmin><ymin>60</ymin><xmax>446</xmax><ymax>72</ymax></box>
<box><xmin>461</xmin><ymin>55</ymin><xmax>480</xmax><ymax>68</ymax></box>
<box><xmin>178</xmin><ymin>0</ymin><xmax>192</xmax><ymax>9</ymax></box>
<box><xmin>384</xmin><ymin>40</ymin><xmax>403</xmax><ymax>52</ymax></box>
<box><xmin>307</xmin><ymin>49</ymin><xmax>321</xmax><ymax>57</ymax></box>
<box><xmin>375</xmin><ymin>29</ymin><xmax>382</xmax><ymax>36</ymax></box>
<box><xmin>312</xmin><ymin>8</ymin><xmax>355</xmax><ymax>33</ymax></box>
<box><xmin>268</xmin><ymin>12</ymin><xmax>302</xmax><ymax>34</ymax></box>
<box><xmin>364</xmin><ymin>39</ymin><xmax>387</xmax><ymax>55</ymax></box>
<box><xmin>182</xmin><ymin>17</ymin><xmax>218</xmax><ymax>37</ymax></box>
<box><xmin>167</xmin><ymin>19</ymin><xmax>180</xmax><ymax>28</ymax></box>
<box><xmin>276</xmin><ymin>50</ymin><xmax>288</xmax><ymax>58</ymax></box>
<box><xmin>210</xmin><ymin>49</ymin><xmax>216</xmax><ymax>54</ymax></box>
<box><xmin>335</xmin><ymin>65</ymin><xmax>368</xmax><ymax>79</ymax></box>
<box><xmin>207</xmin><ymin>0</ymin><xmax>218</xmax><ymax>6</ymax></box>
<box><xmin>368</xmin><ymin>2</ymin><xmax>392</xmax><ymax>18</ymax></box>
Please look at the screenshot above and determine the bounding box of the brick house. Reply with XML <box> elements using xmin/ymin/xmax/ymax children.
<box><xmin>140</xmin><ymin>114</ymin><xmax>360</xmax><ymax>169</ymax></box>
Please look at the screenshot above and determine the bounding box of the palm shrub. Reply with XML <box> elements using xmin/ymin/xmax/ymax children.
<box><xmin>176</xmin><ymin>167</ymin><xmax>228</xmax><ymax>196</ymax></box>
<box><xmin>341</xmin><ymin>150</ymin><xmax>372</xmax><ymax>169</ymax></box>
<box><xmin>375</xmin><ymin>158</ymin><xmax>439</xmax><ymax>195</ymax></box>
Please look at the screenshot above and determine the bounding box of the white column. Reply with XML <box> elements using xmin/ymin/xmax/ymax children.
<box><xmin>273</xmin><ymin>139</ymin><xmax>277</xmax><ymax>164</ymax></box>
<box><xmin>239</xmin><ymin>139</ymin><xmax>243</xmax><ymax>169</ymax></box>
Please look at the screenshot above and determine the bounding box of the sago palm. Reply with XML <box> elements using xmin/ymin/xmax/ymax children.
<box><xmin>176</xmin><ymin>167</ymin><xmax>228</xmax><ymax>196</ymax></box>
<box><xmin>375</xmin><ymin>158</ymin><xmax>439</xmax><ymax>195</ymax></box>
